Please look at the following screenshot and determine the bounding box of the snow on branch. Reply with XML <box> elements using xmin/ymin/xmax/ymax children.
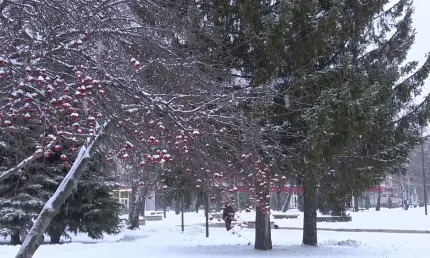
<box><xmin>15</xmin><ymin>120</ymin><xmax>112</xmax><ymax>258</ymax></box>
<box><xmin>0</xmin><ymin>141</ymin><xmax>54</xmax><ymax>183</ymax></box>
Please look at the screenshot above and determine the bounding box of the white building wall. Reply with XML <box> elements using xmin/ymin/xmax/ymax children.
<box><xmin>145</xmin><ymin>190</ymin><xmax>156</xmax><ymax>211</ymax></box>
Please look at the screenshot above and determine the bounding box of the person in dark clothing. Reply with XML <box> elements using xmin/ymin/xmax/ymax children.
<box><xmin>222</xmin><ymin>203</ymin><xmax>235</xmax><ymax>231</ymax></box>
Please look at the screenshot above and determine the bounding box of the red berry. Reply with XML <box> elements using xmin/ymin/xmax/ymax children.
<box><xmin>43</xmin><ymin>152</ymin><xmax>51</xmax><ymax>159</ymax></box>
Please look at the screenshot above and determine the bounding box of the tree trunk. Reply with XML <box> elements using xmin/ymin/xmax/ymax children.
<box><xmin>181</xmin><ymin>196</ymin><xmax>184</xmax><ymax>232</ymax></box>
<box><xmin>10</xmin><ymin>232</ymin><xmax>21</xmax><ymax>245</ymax></box>
<box><xmin>128</xmin><ymin>185</ymin><xmax>138</xmax><ymax>223</ymax></box>
<box><xmin>254</xmin><ymin>205</ymin><xmax>272</xmax><ymax>250</ymax></box>
<box><xmin>175</xmin><ymin>196</ymin><xmax>180</xmax><ymax>215</ymax></box>
<box><xmin>204</xmin><ymin>192</ymin><xmax>209</xmax><ymax>238</ymax></box>
<box><xmin>354</xmin><ymin>194</ymin><xmax>359</xmax><ymax>212</ymax></box>
<box><xmin>128</xmin><ymin>188</ymin><xmax>141</xmax><ymax>230</ymax></box>
<box><xmin>375</xmin><ymin>184</ymin><xmax>382</xmax><ymax>211</ymax></box>
<box><xmin>302</xmin><ymin>178</ymin><xmax>317</xmax><ymax>246</ymax></box>
<box><xmin>254</xmin><ymin>182</ymin><xmax>272</xmax><ymax>250</ymax></box>
<box><xmin>163</xmin><ymin>195</ymin><xmax>167</xmax><ymax>218</ymax></box>
<box><xmin>275</xmin><ymin>191</ymin><xmax>281</xmax><ymax>211</ymax></box>
<box><xmin>131</xmin><ymin>207</ymin><xmax>140</xmax><ymax>228</ymax></box>
<box><xmin>48</xmin><ymin>230</ymin><xmax>62</xmax><ymax>244</ymax></box>
<box><xmin>14</xmin><ymin>121</ymin><xmax>111</xmax><ymax>258</ymax></box>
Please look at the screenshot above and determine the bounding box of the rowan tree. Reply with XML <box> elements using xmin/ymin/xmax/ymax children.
<box><xmin>0</xmin><ymin>1</ymin><xmax>243</xmax><ymax>257</ymax></box>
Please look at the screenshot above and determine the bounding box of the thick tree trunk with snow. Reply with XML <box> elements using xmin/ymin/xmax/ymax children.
<box><xmin>254</xmin><ymin>205</ymin><xmax>272</xmax><ymax>250</ymax></box>
<box><xmin>127</xmin><ymin>184</ymin><xmax>141</xmax><ymax>230</ymax></box>
<box><xmin>15</xmin><ymin>122</ymin><xmax>111</xmax><ymax>258</ymax></box>
<box><xmin>302</xmin><ymin>177</ymin><xmax>317</xmax><ymax>246</ymax></box>
<box><xmin>127</xmin><ymin>185</ymin><xmax>138</xmax><ymax>227</ymax></box>
<box><xmin>254</xmin><ymin>183</ymin><xmax>272</xmax><ymax>250</ymax></box>
<box><xmin>128</xmin><ymin>187</ymin><xmax>147</xmax><ymax>229</ymax></box>
<box><xmin>130</xmin><ymin>208</ymin><xmax>140</xmax><ymax>229</ymax></box>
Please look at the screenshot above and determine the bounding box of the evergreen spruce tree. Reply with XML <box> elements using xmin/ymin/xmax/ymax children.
<box><xmin>46</xmin><ymin>151</ymin><xmax>122</xmax><ymax>243</ymax></box>
<box><xmin>188</xmin><ymin>0</ymin><xmax>430</xmax><ymax>247</ymax></box>
<box><xmin>0</xmin><ymin>129</ymin><xmax>121</xmax><ymax>245</ymax></box>
<box><xmin>268</xmin><ymin>0</ymin><xmax>430</xmax><ymax>245</ymax></box>
<box><xmin>0</xmin><ymin>125</ymin><xmax>47</xmax><ymax>245</ymax></box>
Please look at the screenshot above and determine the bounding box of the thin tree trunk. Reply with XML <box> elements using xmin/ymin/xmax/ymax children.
<box><xmin>163</xmin><ymin>195</ymin><xmax>167</xmax><ymax>218</ymax></box>
<box><xmin>175</xmin><ymin>196</ymin><xmax>180</xmax><ymax>215</ymax></box>
<box><xmin>354</xmin><ymin>194</ymin><xmax>359</xmax><ymax>212</ymax></box>
<box><xmin>302</xmin><ymin>177</ymin><xmax>317</xmax><ymax>246</ymax></box>
<box><xmin>204</xmin><ymin>191</ymin><xmax>209</xmax><ymax>238</ymax></box>
<box><xmin>181</xmin><ymin>195</ymin><xmax>184</xmax><ymax>232</ymax></box>
<box><xmin>375</xmin><ymin>184</ymin><xmax>382</xmax><ymax>211</ymax></box>
<box><xmin>10</xmin><ymin>231</ymin><xmax>21</xmax><ymax>245</ymax></box>
<box><xmin>14</xmin><ymin>121</ymin><xmax>111</xmax><ymax>258</ymax></box>
<box><xmin>275</xmin><ymin>191</ymin><xmax>281</xmax><ymax>211</ymax></box>
<box><xmin>128</xmin><ymin>185</ymin><xmax>138</xmax><ymax>223</ymax></box>
<box><xmin>254</xmin><ymin>183</ymin><xmax>272</xmax><ymax>250</ymax></box>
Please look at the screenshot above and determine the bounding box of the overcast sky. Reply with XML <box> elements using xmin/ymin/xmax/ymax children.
<box><xmin>410</xmin><ymin>0</ymin><xmax>429</xmax><ymax>104</ymax></box>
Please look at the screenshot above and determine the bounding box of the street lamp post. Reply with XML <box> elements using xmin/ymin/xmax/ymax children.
<box><xmin>421</xmin><ymin>128</ymin><xmax>428</xmax><ymax>215</ymax></box>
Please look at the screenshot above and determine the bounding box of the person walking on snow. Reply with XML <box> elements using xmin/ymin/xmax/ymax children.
<box><xmin>222</xmin><ymin>203</ymin><xmax>235</xmax><ymax>231</ymax></box>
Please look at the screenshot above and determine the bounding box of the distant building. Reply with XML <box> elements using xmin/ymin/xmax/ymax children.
<box><xmin>112</xmin><ymin>188</ymin><xmax>156</xmax><ymax>213</ymax></box>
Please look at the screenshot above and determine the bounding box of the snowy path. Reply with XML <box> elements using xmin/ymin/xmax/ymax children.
<box><xmin>1</xmin><ymin>225</ymin><xmax>429</xmax><ymax>258</ymax></box>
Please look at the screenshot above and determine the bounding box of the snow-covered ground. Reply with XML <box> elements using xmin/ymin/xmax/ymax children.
<box><xmin>273</xmin><ymin>207</ymin><xmax>430</xmax><ymax>230</ymax></box>
<box><xmin>1</xmin><ymin>207</ymin><xmax>430</xmax><ymax>257</ymax></box>
<box><xmin>228</xmin><ymin>206</ymin><xmax>430</xmax><ymax>230</ymax></box>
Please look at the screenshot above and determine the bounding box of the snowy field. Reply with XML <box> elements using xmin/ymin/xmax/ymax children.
<box><xmin>273</xmin><ymin>207</ymin><xmax>430</xmax><ymax>230</ymax></box>
<box><xmin>1</xmin><ymin>207</ymin><xmax>430</xmax><ymax>258</ymax></box>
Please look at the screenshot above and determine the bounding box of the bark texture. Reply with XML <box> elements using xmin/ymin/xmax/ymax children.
<box><xmin>302</xmin><ymin>178</ymin><xmax>317</xmax><ymax>246</ymax></box>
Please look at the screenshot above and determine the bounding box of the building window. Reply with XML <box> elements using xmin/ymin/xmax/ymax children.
<box><xmin>120</xmin><ymin>198</ymin><xmax>129</xmax><ymax>208</ymax></box>
<box><xmin>120</xmin><ymin>191</ymin><xmax>129</xmax><ymax>198</ymax></box>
